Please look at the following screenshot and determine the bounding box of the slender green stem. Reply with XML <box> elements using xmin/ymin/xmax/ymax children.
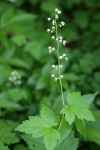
<box><xmin>55</xmin><ymin>13</ymin><xmax>65</xmax><ymax>106</ymax></box>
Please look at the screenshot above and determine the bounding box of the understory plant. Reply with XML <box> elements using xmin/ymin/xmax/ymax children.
<box><xmin>16</xmin><ymin>8</ymin><xmax>96</xmax><ymax>150</ymax></box>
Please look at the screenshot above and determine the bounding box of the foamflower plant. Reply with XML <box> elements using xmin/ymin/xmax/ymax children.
<box><xmin>15</xmin><ymin>8</ymin><xmax>95</xmax><ymax>150</ymax></box>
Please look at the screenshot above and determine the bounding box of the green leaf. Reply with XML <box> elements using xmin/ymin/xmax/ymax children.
<box><xmin>0</xmin><ymin>120</ymin><xmax>19</xmax><ymax>145</ymax></box>
<box><xmin>61</xmin><ymin>92</ymin><xmax>95</xmax><ymax>125</ymax></box>
<box><xmin>0</xmin><ymin>143</ymin><xmax>9</xmax><ymax>150</ymax></box>
<box><xmin>11</xmin><ymin>34</ymin><xmax>25</xmax><ymax>46</ymax></box>
<box><xmin>11</xmin><ymin>13</ymin><xmax>36</xmax><ymax>23</ymax></box>
<box><xmin>40</xmin><ymin>105</ymin><xmax>59</xmax><ymax>126</ymax></box>
<box><xmin>22</xmin><ymin>135</ymin><xmax>46</xmax><ymax>150</ymax></box>
<box><xmin>8</xmin><ymin>58</ymin><xmax>30</xmax><ymax>69</ymax></box>
<box><xmin>75</xmin><ymin>111</ymin><xmax>100</xmax><ymax>145</ymax></box>
<box><xmin>0</xmin><ymin>99</ymin><xmax>22</xmax><ymax>109</ymax></box>
<box><xmin>16</xmin><ymin>105</ymin><xmax>60</xmax><ymax>150</ymax></box>
<box><xmin>67</xmin><ymin>92</ymin><xmax>82</xmax><ymax>105</ymax></box>
<box><xmin>16</xmin><ymin>116</ymin><xmax>50</xmax><ymax>138</ymax></box>
<box><xmin>86</xmin><ymin>111</ymin><xmax>100</xmax><ymax>145</ymax></box>
<box><xmin>75</xmin><ymin>118</ymin><xmax>86</xmax><ymax>138</ymax></box>
<box><xmin>0</xmin><ymin>88</ymin><xmax>28</xmax><ymax>102</ymax></box>
<box><xmin>56</xmin><ymin>131</ymin><xmax>79</xmax><ymax>150</ymax></box>
<box><xmin>14</xmin><ymin>144</ymin><xmax>28</xmax><ymax>150</ymax></box>
<box><xmin>44</xmin><ymin>128</ymin><xmax>60</xmax><ymax>150</ymax></box>
<box><xmin>82</xmin><ymin>93</ymin><xmax>98</xmax><ymax>106</ymax></box>
<box><xmin>58</xmin><ymin>117</ymin><xmax>72</xmax><ymax>143</ymax></box>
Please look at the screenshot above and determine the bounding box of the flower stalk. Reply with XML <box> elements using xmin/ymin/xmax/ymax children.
<box><xmin>47</xmin><ymin>8</ymin><xmax>68</xmax><ymax>106</ymax></box>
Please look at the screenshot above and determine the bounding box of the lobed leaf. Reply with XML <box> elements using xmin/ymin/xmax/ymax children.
<box><xmin>61</xmin><ymin>92</ymin><xmax>95</xmax><ymax>125</ymax></box>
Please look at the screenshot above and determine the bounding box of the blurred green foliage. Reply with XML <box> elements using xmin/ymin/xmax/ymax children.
<box><xmin>0</xmin><ymin>0</ymin><xmax>100</xmax><ymax>149</ymax></box>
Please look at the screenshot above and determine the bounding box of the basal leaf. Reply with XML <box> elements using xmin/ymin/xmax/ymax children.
<box><xmin>16</xmin><ymin>105</ymin><xmax>60</xmax><ymax>150</ymax></box>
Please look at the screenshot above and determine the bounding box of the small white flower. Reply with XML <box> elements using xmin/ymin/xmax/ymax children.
<box><xmin>63</xmin><ymin>40</ymin><xmax>67</xmax><ymax>46</ymax></box>
<box><xmin>52</xmin><ymin>20</ymin><xmax>56</xmax><ymax>25</ymax></box>
<box><xmin>56</xmin><ymin>15</ymin><xmax>59</xmax><ymax>19</ymax></box>
<box><xmin>51</xmin><ymin>74</ymin><xmax>55</xmax><ymax>78</ymax></box>
<box><xmin>61</xmin><ymin>21</ymin><xmax>65</xmax><ymax>26</ymax></box>
<box><xmin>65</xmin><ymin>57</ymin><xmax>68</xmax><ymax>61</ymax></box>
<box><xmin>59</xmin><ymin>24</ymin><xmax>62</xmax><ymax>27</ymax></box>
<box><xmin>58</xmin><ymin>10</ymin><xmax>61</xmax><ymax>14</ymax></box>
<box><xmin>52</xmin><ymin>65</ymin><xmax>55</xmax><ymax>68</ymax></box>
<box><xmin>48</xmin><ymin>46</ymin><xmax>51</xmax><ymax>50</ymax></box>
<box><xmin>59</xmin><ymin>56</ymin><xmax>63</xmax><ymax>59</ymax></box>
<box><xmin>60</xmin><ymin>75</ymin><xmax>64</xmax><ymax>79</ymax></box>
<box><xmin>52</xmin><ymin>27</ymin><xmax>55</xmax><ymax>30</ymax></box>
<box><xmin>63</xmin><ymin>54</ymin><xmax>66</xmax><ymax>57</ymax></box>
<box><xmin>54</xmin><ymin>77</ymin><xmax>58</xmax><ymax>81</ymax></box>
<box><xmin>59</xmin><ymin>39</ymin><xmax>62</xmax><ymax>43</ymax></box>
<box><xmin>52</xmin><ymin>36</ymin><xmax>55</xmax><ymax>39</ymax></box>
<box><xmin>9</xmin><ymin>77</ymin><xmax>13</xmax><ymax>82</ymax></box>
<box><xmin>47</xmin><ymin>18</ymin><xmax>51</xmax><ymax>21</ymax></box>
<box><xmin>59</xmin><ymin>65</ymin><xmax>63</xmax><ymax>68</ymax></box>
<box><xmin>47</xmin><ymin>29</ymin><xmax>51</xmax><ymax>33</ymax></box>
<box><xmin>56</xmin><ymin>37</ymin><xmax>58</xmax><ymax>41</ymax></box>
<box><xmin>59</xmin><ymin>36</ymin><xmax>63</xmax><ymax>40</ymax></box>
<box><xmin>55</xmin><ymin>65</ymin><xmax>58</xmax><ymax>69</ymax></box>
<box><xmin>52</xmin><ymin>47</ymin><xmax>55</xmax><ymax>51</ymax></box>
<box><xmin>51</xmin><ymin>30</ymin><xmax>53</xmax><ymax>33</ymax></box>
<box><xmin>49</xmin><ymin>50</ymin><xmax>52</xmax><ymax>53</ymax></box>
<box><xmin>55</xmin><ymin>8</ymin><xmax>58</xmax><ymax>12</ymax></box>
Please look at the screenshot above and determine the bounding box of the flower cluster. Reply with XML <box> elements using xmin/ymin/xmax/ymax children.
<box><xmin>47</xmin><ymin>8</ymin><xmax>68</xmax><ymax>81</ymax></box>
<box><xmin>48</xmin><ymin>46</ymin><xmax>55</xmax><ymax>53</ymax></box>
<box><xmin>51</xmin><ymin>74</ymin><xmax>64</xmax><ymax>82</ymax></box>
<box><xmin>9</xmin><ymin>70</ymin><xmax>21</xmax><ymax>85</ymax></box>
<box><xmin>59</xmin><ymin>54</ymin><xmax>68</xmax><ymax>62</ymax></box>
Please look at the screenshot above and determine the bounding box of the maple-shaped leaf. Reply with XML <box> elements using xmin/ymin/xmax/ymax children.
<box><xmin>61</xmin><ymin>92</ymin><xmax>95</xmax><ymax>125</ymax></box>
<box><xmin>16</xmin><ymin>105</ymin><xmax>60</xmax><ymax>150</ymax></box>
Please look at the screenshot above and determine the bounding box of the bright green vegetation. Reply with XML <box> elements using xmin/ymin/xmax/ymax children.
<box><xmin>0</xmin><ymin>0</ymin><xmax>100</xmax><ymax>150</ymax></box>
